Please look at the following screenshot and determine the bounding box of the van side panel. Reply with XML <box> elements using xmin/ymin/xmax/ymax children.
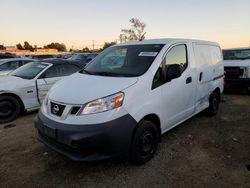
<box><xmin>193</xmin><ymin>43</ymin><xmax>224</xmax><ymax>113</ymax></box>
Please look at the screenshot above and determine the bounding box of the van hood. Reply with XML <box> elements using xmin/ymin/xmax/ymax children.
<box><xmin>49</xmin><ymin>72</ymin><xmax>138</xmax><ymax>104</ymax></box>
<box><xmin>224</xmin><ymin>60</ymin><xmax>250</xmax><ymax>67</ymax></box>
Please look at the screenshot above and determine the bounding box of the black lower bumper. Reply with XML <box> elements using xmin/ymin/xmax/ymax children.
<box><xmin>225</xmin><ymin>78</ymin><xmax>250</xmax><ymax>90</ymax></box>
<box><xmin>35</xmin><ymin>111</ymin><xmax>137</xmax><ymax>161</ymax></box>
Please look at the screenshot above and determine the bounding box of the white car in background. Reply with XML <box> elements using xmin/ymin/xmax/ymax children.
<box><xmin>0</xmin><ymin>59</ymin><xmax>84</xmax><ymax>123</ymax></box>
<box><xmin>0</xmin><ymin>58</ymin><xmax>34</xmax><ymax>76</ymax></box>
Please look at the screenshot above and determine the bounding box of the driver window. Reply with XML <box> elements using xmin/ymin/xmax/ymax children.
<box><xmin>164</xmin><ymin>44</ymin><xmax>188</xmax><ymax>73</ymax></box>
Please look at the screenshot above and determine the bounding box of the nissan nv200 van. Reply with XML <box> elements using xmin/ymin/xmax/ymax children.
<box><xmin>35</xmin><ymin>39</ymin><xmax>224</xmax><ymax>164</ymax></box>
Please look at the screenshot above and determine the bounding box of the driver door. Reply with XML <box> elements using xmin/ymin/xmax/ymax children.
<box><xmin>160</xmin><ymin>44</ymin><xmax>196</xmax><ymax>131</ymax></box>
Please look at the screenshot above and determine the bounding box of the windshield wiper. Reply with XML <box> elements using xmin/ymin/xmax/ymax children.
<box><xmin>80</xmin><ymin>70</ymin><xmax>94</xmax><ymax>75</ymax></box>
<box><xmin>93</xmin><ymin>72</ymin><xmax>126</xmax><ymax>77</ymax></box>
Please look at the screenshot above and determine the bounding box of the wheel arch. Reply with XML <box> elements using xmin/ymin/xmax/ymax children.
<box><xmin>0</xmin><ymin>92</ymin><xmax>25</xmax><ymax>113</ymax></box>
<box><xmin>213</xmin><ymin>87</ymin><xmax>221</xmax><ymax>102</ymax></box>
<box><xmin>132</xmin><ymin>113</ymin><xmax>162</xmax><ymax>143</ymax></box>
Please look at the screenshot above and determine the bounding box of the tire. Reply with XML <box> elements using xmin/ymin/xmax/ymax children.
<box><xmin>0</xmin><ymin>96</ymin><xmax>21</xmax><ymax>124</ymax></box>
<box><xmin>206</xmin><ymin>92</ymin><xmax>220</xmax><ymax>116</ymax></box>
<box><xmin>129</xmin><ymin>120</ymin><xmax>159</xmax><ymax>165</ymax></box>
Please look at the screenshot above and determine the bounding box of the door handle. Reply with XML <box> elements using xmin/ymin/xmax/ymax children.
<box><xmin>199</xmin><ymin>72</ymin><xmax>203</xmax><ymax>81</ymax></box>
<box><xmin>186</xmin><ymin>77</ymin><xmax>192</xmax><ymax>84</ymax></box>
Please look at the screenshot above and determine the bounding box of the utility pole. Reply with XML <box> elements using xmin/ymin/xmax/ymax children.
<box><xmin>92</xmin><ymin>40</ymin><xmax>95</xmax><ymax>51</ymax></box>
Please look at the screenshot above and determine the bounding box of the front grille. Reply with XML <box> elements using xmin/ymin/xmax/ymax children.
<box><xmin>225</xmin><ymin>67</ymin><xmax>244</xmax><ymax>79</ymax></box>
<box><xmin>50</xmin><ymin>102</ymin><xmax>65</xmax><ymax>117</ymax></box>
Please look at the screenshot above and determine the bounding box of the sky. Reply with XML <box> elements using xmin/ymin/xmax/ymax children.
<box><xmin>1</xmin><ymin>0</ymin><xmax>250</xmax><ymax>50</ymax></box>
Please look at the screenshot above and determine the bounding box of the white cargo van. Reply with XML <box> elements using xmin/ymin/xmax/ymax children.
<box><xmin>35</xmin><ymin>39</ymin><xmax>224</xmax><ymax>164</ymax></box>
<box><xmin>223</xmin><ymin>48</ymin><xmax>250</xmax><ymax>91</ymax></box>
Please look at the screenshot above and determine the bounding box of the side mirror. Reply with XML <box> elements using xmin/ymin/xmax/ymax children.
<box><xmin>166</xmin><ymin>64</ymin><xmax>182</xmax><ymax>81</ymax></box>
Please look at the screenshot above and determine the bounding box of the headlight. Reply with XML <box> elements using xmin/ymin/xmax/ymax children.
<box><xmin>244</xmin><ymin>66</ymin><xmax>250</xmax><ymax>78</ymax></box>
<box><xmin>240</xmin><ymin>66</ymin><xmax>250</xmax><ymax>78</ymax></box>
<box><xmin>41</xmin><ymin>93</ymin><xmax>49</xmax><ymax>113</ymax></box>
<box><xmin>79</xmin><ymin>92</ymin><xmax>124</xmax><ymax>115</ymax></box>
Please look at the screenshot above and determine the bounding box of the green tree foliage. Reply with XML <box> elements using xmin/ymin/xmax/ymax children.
<box><xmin>16</xmin><ymin>43</ymin><xmax>23</xmax><ymax>50</ymax></box>
<box><xmin>120</xmin><ymin>18</ymin><xmax>146</xmax><ymax>42</ymax></box>
<box><xmin>44</xmin><ymin>42</ymin><xmax>66</xmax><ymax>52</ymax></box>
<box><xmin>103</xmin><ymin>42</ymin><xmax>117</xmax><ymax>50</ymax></box>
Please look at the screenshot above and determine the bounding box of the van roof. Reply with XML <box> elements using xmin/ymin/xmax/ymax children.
<box><xmin>117</xmin><ymin>38</ymin><xmax>219</xmax><ymax>46</ymax></box>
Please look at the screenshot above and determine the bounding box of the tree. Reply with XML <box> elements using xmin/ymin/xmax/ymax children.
<box><xmin>103</xmin><ymin>42</ymin><xmax>116</xmax><ymax>50</ymax></box>
<box><xmin>44</xmin><ymin>42</ymin><xmax>66</xmax><ymax>52</ymax></box>
<box><xmin>0</xmin><ymin>45</ymin><xmax>6</xmax><ymax>50</ymax></box>
<box><xmin>23</xmin><ymin>41</ymin><xmax>34</xmax><ymax>51</ymax></box>
<box><xmin>120</xmin><ymin>18</ymin><xmax>146</xmax><ymax>42</ymax></box>
<box><xmin>82</xmin><ymin>47</ymin><xmax>90</xmax><ymax>52</ymax></box>
<box><xmin>16</xmin><ymin>43</ymin><xmax>23</xmax><ymax>50</ymax></box>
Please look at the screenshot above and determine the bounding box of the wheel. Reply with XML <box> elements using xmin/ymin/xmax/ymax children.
<box><xmin>0</xmin><ymin>96</ymin><xmax>21</xmax><ymax>124</ymax></box>
<box><xmin>129</xmin><ymin>120</ymin><xmax>159</xmax><ymax>165</ymax></box>
<box><xmin>206</xmin><ymin>92</ymin><xmax>220</xmax><ymax>116</ymax></box>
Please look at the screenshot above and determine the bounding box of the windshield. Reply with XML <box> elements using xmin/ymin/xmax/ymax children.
<box><xmin>11</xmin><ymin>62</ymin><xmax>49</xmax><ymax>79</ymax></box>
<box><xmin>223</xmin><ymin>49</ymin><xmax>250</xmax><ymax>60</ymax></box>
<box><xmin>82</xmin><ymin>44</ymin><xmax>164</xmax><ymax>77</ymax></box>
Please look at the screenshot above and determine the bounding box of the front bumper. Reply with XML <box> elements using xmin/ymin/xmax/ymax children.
<box><xmin>224</xmin><ymin>78</ymin><xmax>250</xmax><ymax>90</ymax></box>
<box><xmin>35</xmin><ymin>111</ymin><xmax>137</xmax><ymax>161</ymax></box>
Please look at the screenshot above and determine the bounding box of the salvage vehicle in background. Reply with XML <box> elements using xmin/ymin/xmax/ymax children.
<box><xmin>0</xmin><ymin>53</ymin><xmax>17</xmax><ymax>59</ymax></box>
<box><xmin>0</xmin><ymin>58</ymin><xmax>34</xmax><ymax>76</ymax></box>
<box><xmin>223</xmin><ymin>48</ymin><xmax>250</xmax><ymax>91</ymax></box>
<box><xmin>68</xmin><ymin>53</ymin><xmax>99</xmax><ymax>65</ymax></box>
<box><xmin>35</xmin><ymin>39</ymin><xmax>224</xmax><ymax>164</ymax></box>
<box><xmin>0</xmin><ymin>59</ymin><xmax>84</xmax><ymax>123</ymax></box>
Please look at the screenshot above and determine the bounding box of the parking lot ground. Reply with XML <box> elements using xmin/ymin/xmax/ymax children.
<box><xmin>0</xmin><ymin>94</ymin><xmax>250</xmax><ymax>188</ymax></box>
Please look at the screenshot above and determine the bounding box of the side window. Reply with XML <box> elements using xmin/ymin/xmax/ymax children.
<box><xmin>152</xmin><ymin>64</ymin><xmax>164</xmax><ymax>89</ymax></box>
<box><xmin>164</xmin><ymin>44</ymin><xmax>188</xmax><ymax>73</ymax></box>
<box><xmin>44</xmin><ymin>65</ymin><xmax>64</xmax><ymax>78</ymax></box>
<box><xmin>152</xmin><ymin>44</ymin><xmax>188</xmax><ymax>90</ymax></box>
<box><xmin>44</xmin><ymin>64</ymin><xmax>80</xmax><ymax>78</ymax></box>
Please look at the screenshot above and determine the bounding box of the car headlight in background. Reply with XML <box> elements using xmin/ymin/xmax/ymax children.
<box><xmin>80</xmin><ymin>92</ymin><xmax>124</xmax><ymax>115</ymax></box>
<box><xmin>241</xmin><ymin>66</ymin><xmax>250</xmax><ymax>78</ymax></box>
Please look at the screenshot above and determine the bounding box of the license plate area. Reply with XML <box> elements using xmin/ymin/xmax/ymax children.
<box><xmin>43</xmin><ymin>124</ymin><xmax>57</xmax><ymax>139</ymax></box>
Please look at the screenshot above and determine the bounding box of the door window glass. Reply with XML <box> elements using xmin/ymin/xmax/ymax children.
<box><xmin>44</xmin><ymin>64</ymin><xmax>80</xmax><ymax>78</ymax></box>
<box><xmin>165</xmin><ymin>45</ymin><xmax>187</xmax><ymax>73</ymax></box>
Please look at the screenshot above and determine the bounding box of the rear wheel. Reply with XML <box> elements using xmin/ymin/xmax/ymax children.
<box><xmin>0</xmin><ymin>96</ymin><xmax>21</xmax><ymax>124</ymax></box>
<box><xmin>206</xmin><ymin>92</ymin><xmax>220</xmax><ymax>116</ymax></box>
<box><xmin>129</xmin><ymin>120</ymin><xmax>159</xmax><ymax>165</ymax></box>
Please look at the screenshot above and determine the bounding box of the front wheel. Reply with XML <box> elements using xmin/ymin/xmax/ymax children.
<box><xmin>0</xmin><ymin>96</ymin><xmax>21</xmax><ymax>124</ymax></box>
<box><xmin>206</xmin><ymin>92</ymin><xmax>220</xmax><ymax>116</ymax></box>
<box><xmin>129</xmin><ymin>120</ymin><xmax>159</xmax><ymax>165</ymax></box>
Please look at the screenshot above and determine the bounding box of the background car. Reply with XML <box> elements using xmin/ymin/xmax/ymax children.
<box><xmin>0</xmin><ymin>59</ymin><xmax>84</xmax><ymax>123</ymax></box>
<box><xmin>31</xmin><ymin>54</ymin><xmax>55</xmax><ymax>60</ymax></box>
<box><xmin>0</xmin><ymin>58</ymin><xmax>34</xmax><ymax>76</ymax></box>
<box><xmin>68</xmin><ymin>53</ymin><xmax>99</xmax><ymax>65</ymax></box>
<box><xmin>223</xmin><ymin>48</ymin><xmax>250</xmax><ymax>91</ymax></box>
<box><xmin>0</xmin><ymin>53</ymin><xmax>17</xmax><ymax>59</ymax></box>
